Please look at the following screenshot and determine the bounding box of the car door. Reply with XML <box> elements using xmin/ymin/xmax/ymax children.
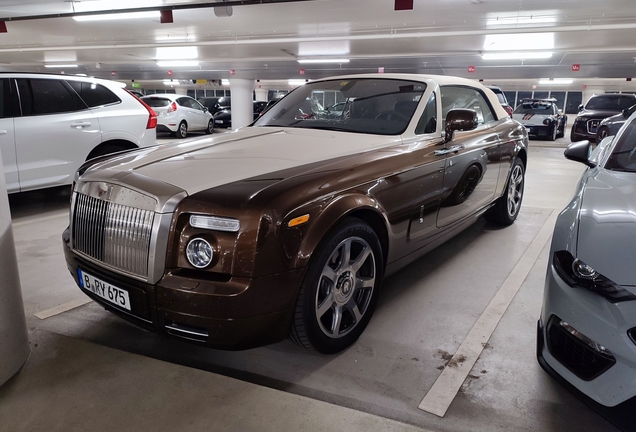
<box><xmin>378</xmin><ymin>91</ymin><xmax>445</xmax><ymax>256</ymax></box>
<box><xmin>191</xmin><ymin>99</ymin><xmax>211</xmax><ymax>129</ymax></box>
<box><xmin>13</xmin><ymin>78</ymin><xmax>101</xmax><ymax>191</ymax></box>
<box><xmin>436</xmin><ymin>86</ymin><xmax>502</xmax><ymax>228</ymax></box>
<box><xmin>178</xmin><ymin>97</ymin><xmax>203</xmax><ymax>130</ymax></box>
<box><xmin>0</xmin><ymin>78</ymin><xmax>19</xmax><ymax>193</ymax></box>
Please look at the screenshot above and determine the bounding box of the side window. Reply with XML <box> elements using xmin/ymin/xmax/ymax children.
<box><xmin>191</xmin><ymin>100</ymin><xmax>204</xmax><ymax>111</ymax></box>
<box><xmin>68</xmin><ymin>81</ymin><xmax>120</xmax><ymax>108</ymax></box>
<box><xmin>415</xmin><ymin>93</ymin><xmax>437</xmax><ymax>134</ymax></box>
<box><xmin>440</xmin><ymin>86</ymin><xmax>496</xmax><ymax>126</ymax></box>
<box><xmin>177</xmin><ymin>97</ymin><xmax>193</xmax><ymax>108</ymax></box>
<box><xmin>17</xmin><ymin>79</ymin><xmax>79</xmax><ymax>116</ymax></box>
<box><xmin>0</xmin><ymin>79</ymin><xmax>16</xmax><ymax>119</ymax></box>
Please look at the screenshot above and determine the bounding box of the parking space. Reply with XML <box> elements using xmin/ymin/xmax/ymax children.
<box><xmin>7</xmin><ymin>146</ymin><xmax>616</xmax><ymax>432</ymax></box>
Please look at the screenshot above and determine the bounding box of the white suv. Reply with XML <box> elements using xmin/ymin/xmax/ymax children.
<box><xmin>0</xmin><ymin>73</ymin><xmax>157</xmax><ymax>193</ymax></box>
<box><xmin>141</xmin><ymin>94</ymin><xmax>214</xmax><ymax>138</ymax></box>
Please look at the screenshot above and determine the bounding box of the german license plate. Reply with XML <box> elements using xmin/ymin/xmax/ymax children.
<box><xmin>78</xmin><ymin>269</ymin><xmax>131</xmax><ymax>311</ymax></box>
<box><xmin>215</xmin><ymin>120</ymin><xmax>223</xmax><ymax>124</ymax></box>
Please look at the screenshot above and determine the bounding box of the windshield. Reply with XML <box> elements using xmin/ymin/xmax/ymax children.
<box><xmin>253</xmin><ymin>78</ymin><xmax>426</xmax><ymax>135</ymax></box>
<box><xmin>514</xmin><ymin>102</ymin><xmax>555</xmax><ymax>115</ymax></box>
<box><xmin>585</xmin><ymin>95</ymin><xmax>635</xmax><ymax>111</ymax></box>
<box><xmin>605</xmin><ymin>119</ymin><xmax>636</xmax><ymax>173</ymax></box>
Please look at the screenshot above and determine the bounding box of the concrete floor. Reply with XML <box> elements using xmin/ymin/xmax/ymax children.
<box><xmin>1</xmin><ymin>129</ymin><xmax>620</xmax><ymax>432</ymax></box>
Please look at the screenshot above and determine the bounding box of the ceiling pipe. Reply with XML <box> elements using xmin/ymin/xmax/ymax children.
<box><xmin>0</xmin><ymin>0</ymin><xmax>317</xmax><ymax>22</ymax></box>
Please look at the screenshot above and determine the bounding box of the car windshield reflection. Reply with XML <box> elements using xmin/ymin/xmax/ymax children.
<box><xmin>253</xmin><ymin>78</ymin><xmax>426</xmax><ymax>135</ymax></box>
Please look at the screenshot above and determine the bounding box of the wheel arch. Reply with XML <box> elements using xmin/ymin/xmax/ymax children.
<box><xmin>86</xmin><ymin>139</ymin><xmax>138</xmax><ymax>161</ymax></box>
<box><xmin>291</xmin><ymin>194</ymin><xmax>390</xmax><ymax>270</ymax></box>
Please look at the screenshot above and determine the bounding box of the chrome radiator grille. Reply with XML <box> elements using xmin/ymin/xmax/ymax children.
<box><xmin>73</xmin><ymin>193</ymin><xmax>155</xmax><ymax>278</ymax></box>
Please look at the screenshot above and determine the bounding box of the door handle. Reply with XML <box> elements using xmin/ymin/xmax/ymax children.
<box><xmin>0</xmin><ymin>130</ymin><xmax>7</xmax><ymax>135</ymax></box>
<box><xmin>434</xmin><ymin>145</ymin><xmax>464</xmax><ymax>156</ymax></box>
<box><xmin>70</xmin><ymin>122</ymin><xmax>92</xmax><ymax>129</ymax></box>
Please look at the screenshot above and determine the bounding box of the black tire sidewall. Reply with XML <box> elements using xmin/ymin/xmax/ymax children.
<box><xmin>299</xmin><ymin>219</ymin><xmax>383</xmax><ymax>354</ymax></box>
<box><xmin>505</xmin><ymin>158</ymin><xmax>525</xmax><ymax>221</ymax></box>
<box><xmin>177</xmin><ymin>121</ymin><xmax>187</xmax><ymax>138</ymax></box>
<box><xmin>206</xmin><ymin>120</ymin><xmax>214</xmax><ymax>134</ymax></box>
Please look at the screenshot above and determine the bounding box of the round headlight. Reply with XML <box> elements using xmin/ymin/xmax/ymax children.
<box><xmin>572</xmin><ymin>259</ymin><xmax>599</xmax><ymax>280</ymax></box>
<box><xmin>186</xmin><ymin>238</ymin><xmax>213</xmax><ymax>268</ymax></box>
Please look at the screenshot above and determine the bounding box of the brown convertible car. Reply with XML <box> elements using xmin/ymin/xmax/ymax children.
<box><xmin>63</xmin><ymin>74</ymin><xmax>528</xmax><ymax>353</ymax></box>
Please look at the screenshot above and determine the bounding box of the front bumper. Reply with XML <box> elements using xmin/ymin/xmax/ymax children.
<box><xmin>571</xmin><ymin>120</ymin><xmax>598</xmax><ymax>142</ymax></box>
<box><xmin>63</xmin><ymin>229</ymin><xmax>305</xmax><ymax>350</ymax></box>
<box><xmin>522</xmin><ymin>124</ymin><xmax>552</xmax><ymax>138</ymax></box>
<box><xmin>539</xmin><ymin>262</ymin><xmax>636</xmax><ymax>406</ymax></box>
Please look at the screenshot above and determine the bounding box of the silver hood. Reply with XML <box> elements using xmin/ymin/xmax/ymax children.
<box><xmin>512</xmin><ymin>113</ymin><xmax>552</xmax><ymax>125</ymax></box>
<box><xmin>577</xmin><ymin>169</ymin><xmax>636</xmax><ymax>286</ymax></box>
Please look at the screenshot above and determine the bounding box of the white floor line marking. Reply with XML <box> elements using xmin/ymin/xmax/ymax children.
<box><xmin>13</xmin><ymin>212</ymin><xmax>67</xmax><ymax>227</ymax></box>
<box><xmin>34</xmin><ymin>298</ymin><xmax>93</xmax><ymax>320</ymax></box>
<box><xmin>418</xmin><ymin>209</ymin><xmax>558</xmax><ymax>417</ymax></box>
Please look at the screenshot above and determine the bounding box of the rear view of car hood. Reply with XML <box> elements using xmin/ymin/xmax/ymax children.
<box><xmin>577</xmin><ymin>169</ymin><xmax>636</xmax><ymax>286</ymax></box>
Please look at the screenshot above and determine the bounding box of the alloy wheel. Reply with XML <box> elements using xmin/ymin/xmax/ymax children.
<box><xmin>507</xmin><ymin>164</ymin><xmax>524</xmax><ymax>217</ymax></box>
<box><xmin>315</xmin><ymin>236</ymin><xmax>376</xmax><ymax>339</ymax></box>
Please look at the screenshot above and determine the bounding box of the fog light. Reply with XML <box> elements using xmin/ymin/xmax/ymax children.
<box><xmin>186</xmin><ymin>238</ymin><xmax>213</xmax><ymax>268</ymax></box>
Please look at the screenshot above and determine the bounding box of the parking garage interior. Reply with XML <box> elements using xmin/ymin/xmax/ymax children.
<box><xmin>2</xmin><ymin>1</ymin><xmax>636</xmax><ymax>431</ymax></box>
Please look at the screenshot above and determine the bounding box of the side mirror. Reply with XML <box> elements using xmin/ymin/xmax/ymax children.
<box><xmin>578</xmin><ymin>104</ymin><xmax>584</xmax><ymax>111</ymax></box>
<box><xmin>564</xmin><ymin>140</ymin><xmax>596</xmax><ymax>168</ymax></box>
<box><xmin>623</xmin><ymin>108</ymin><xmax>631</xmax><ymax>117</ymax></box>
<box><xmin>444</xmin><ymin>109</ymin><xmax>478</xmax><ymax>143</ymax></box>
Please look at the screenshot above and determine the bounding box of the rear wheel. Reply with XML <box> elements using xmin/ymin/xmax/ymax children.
<box><xmin>557</xmin><ymin>120</ymin><xmax>566</xmax><ymax>138</ymax></box>
<box><xmin>205</xmin><ymin>119</ymin><xmax>214</xmax><ymax>134</ymax></box>
<box><xmin>289</xmin><ymin>218</ymin><xmax>383</xmax><ymax>354</ymax></box>
<box><xmin>175</xmin><ymin>121</ymin><xmax>188</xmax><ymax>139</ymax></box>
<box><xmin>484</xmin><ymin>158</ymin><xmax>524</xmax><ymax>226</ymax></box>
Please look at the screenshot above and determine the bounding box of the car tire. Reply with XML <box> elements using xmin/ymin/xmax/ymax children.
<box><xmin>557</xmin><ymin>120</ymin><xmax>566</xmax><ymax>138</ymax></box>
<box><xmin>597</xmin><ymin>126</ymin><xmax>609</xmax><ymax>141</ymax></box>
<box><xmin>204</xmin><ymin>119</ymin><xmax>214</xmax><ymax>135</ymax></box>
<box><xmin>289</xmin><ymin>217</ymin><xmax>383</xmax><ymax>354</ymax></box>
<box><xmin>175</xmin><ymin>121</ymin><xmax>188</xmax><ymax>139</ymax></box>
<box><xmin>549</xmin><ymin>124</ymin><xmax>557</xmax><ymax>141</ymax></box>
<box><xmin>484</xmin><ymin>158</ymin><xmax>524</xmax><ymax>226</ymax></box>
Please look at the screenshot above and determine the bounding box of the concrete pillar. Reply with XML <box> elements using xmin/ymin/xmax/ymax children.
<box><xmin>0</xmin><ymin>151</ymin><xmax>29</xmax><ymax>387</ymax></box>
<box><xmin>229</xmin><ymin>78</ymin><xmax>255</xmax><ymax>129</ymax></box>
<box><xmin>255</xmin><ymin>87</ymin><xmax>268</xmax><ymax>102</ymax></box>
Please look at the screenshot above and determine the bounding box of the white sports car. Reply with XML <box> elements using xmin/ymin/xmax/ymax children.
<box><xmin>538</xmin><ymin>111</ymin><xmax>636</xmax><ymax>430</ymax></box>
<box><xmin>512</xmin><ymin>98</ymin><xmax>567</xmax><ymax>141</ymax></box>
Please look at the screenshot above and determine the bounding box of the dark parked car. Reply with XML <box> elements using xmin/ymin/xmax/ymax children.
<box><xmin>512</xmin><ymin>98</ymin><xmax>567</xmax><ymax>141</ymax></box>
<box><xmin>63</xmin><ymin>74</ymin><xmax>527</xmax><ymax>354</ymax></box>
<box><xmin>198</xmin><ymin>97</ymin><xmax>222</xmax><ymax>113</ymax></box>
<box><xmin>214</xmin><ymin>100</ymin><xmax>267</xmax><ymax>128</ymax></box>
<box><xmin>571</xmin><ymin>94</ymin><xmax>636</xmax><ymax>143</ymax></box>
<box><xmin>596</xmin><ymin>103</ymin><xmax>636</xmax><ymax>141</ymax></box>
<box><xmin>486</xmin><ymin>85</ymin><xmax>513</xmax><ymax>116</ymax></box>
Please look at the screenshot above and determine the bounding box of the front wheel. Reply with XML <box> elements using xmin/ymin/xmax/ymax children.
<box><xmin>289</xmin><ymin>218</ymin><xmax>383</xmax><ymax>354</ymax></box>
<box><xmin>484</xmin><ymin>158</ymin><xmax>525</xmax><ymax>226</ymax></box>
<box><xmin>549</xmin><ymin>124</ymin><xmax>557</xmax><ymax>141</ymax></box>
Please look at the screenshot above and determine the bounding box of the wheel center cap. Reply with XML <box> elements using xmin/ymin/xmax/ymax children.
<box><xmin>335</xmin><ymin>271</ymin><xmax>354</xmax><ymax>302</ymax></box>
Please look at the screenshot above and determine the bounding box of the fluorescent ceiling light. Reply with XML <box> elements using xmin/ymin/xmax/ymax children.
<box><xmin>156</xmin><ymin>60</ymin><xmax>199</xmax><ymax>67</ymax></box>
<box><xmin>539</xmin><ymin>78</ymin><xmax>573</xmax><ymax>85</ymax></box>
<box><xmin>221</xmin><ymin>79</ymin><xmax>230</xmax><ymax>86</ymax></box>
<box><xmin>44</xmin><ymin>64</ymin><xmax>78</xmax><ymax>68</ymax></box>
<box><xmin>73</xmin><ymin>11</ymin><xmax>160</xmax><ymax>21</ymax></box>
<box><xmin>297</xmin><ymin>58</ymin><xmax>350</xmax><ymax>64</ymax></box>
<box><xmin>156</xmin><ymin>46</ymin><xmax>198</xmax><ymax>60</ymax></box>
<box><xmin>486</xmin><ymin>11</ymin><xmax>557</xmax><ymax>28</ymax></box>
<box><xmin>482</xmin><ymin>52</ymin><xmax>552</xmax><ymax>60</ymax></box>
<box><xmin>483</xmin><ymin>33</ymin><xmax>554</xmax><ymax>51</ymax></box>
<box><xmin>288</xmin><ymin>79</ymin><xmax>308</xmax><ymax>86</ymax></box>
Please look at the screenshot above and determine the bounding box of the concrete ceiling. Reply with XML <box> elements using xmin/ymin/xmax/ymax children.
<box><xmin>0</xmin><ymin>0</ymin><xmax>635</xmax><ymax>88</ymax></box>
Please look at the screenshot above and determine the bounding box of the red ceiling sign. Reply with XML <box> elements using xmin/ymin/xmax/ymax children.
<box><xmin>167</xmin><ymin>70</ymin><xmax>173</xmax><ymax>76</ymax></box>
<box><xmin>299</xmin><ymin>68</ymin><xmax>305</xmax><ymax>75</ymax></box>
<box><xmin>230</xmin><ymin>69</ymin><xmax>236</xmax><ymax>76</ymax></box>
<box><xmin>572</xmin><ymin>64</ymin><xmax>581</xmax><ymax>72</ymax></box>
<box><xmin>378</xmin><ymin>67</ymin><xmax>385</xmax><ymax>73</ymax></box>
<box><xmin>394</xmin><ymin>0</ymin><xmax>414</xmax><ymax>10</ymax></box>
<box><xmin>468</xmin><ymin>65</ymin><xmax>475</xmax><ymax>73</ymax></box>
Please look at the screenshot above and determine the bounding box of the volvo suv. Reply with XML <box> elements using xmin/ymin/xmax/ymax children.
<box><xmin>0</xmin><ymin>73</ymin><xmax>157</xmax><ymax>193</ymax></box>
